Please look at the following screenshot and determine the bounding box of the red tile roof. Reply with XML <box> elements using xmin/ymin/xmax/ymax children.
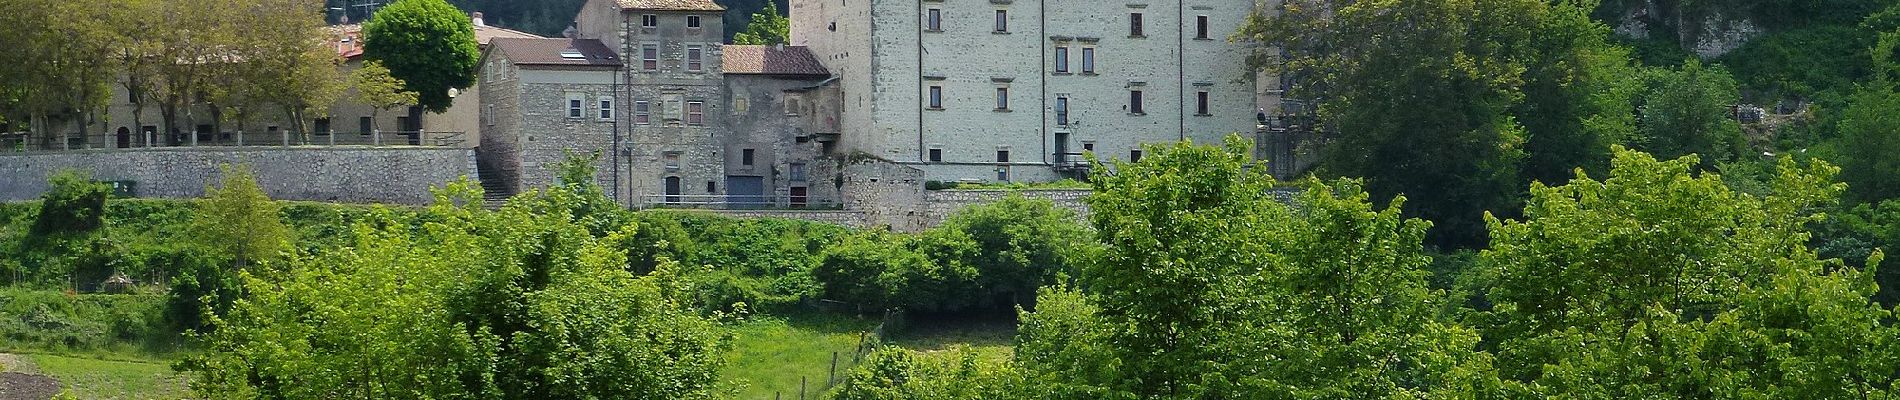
<box><xmin>617</xmin><ymin>0</ymin><xmax>725</xmax><ymax>11</ymax></box>
<box><xmin>722</xmin><ymin>45</ymin><xmax>830</xmax><ymax>77</ymax></box>
<box><xmin>488</xmin><ymin>38</ymin><xmax>621</xmax><ymax>68</ymax></box>
<box><xmin>329</xmin><ymin>22</ymin><xmax>543</xmax><ymax>60</ymax></box>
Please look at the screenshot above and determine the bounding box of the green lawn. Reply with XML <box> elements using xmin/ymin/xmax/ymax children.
<box><xmin>28</xmin><ymin>353</ymin><xmax>188</xmax><ymax>400</ymax></box>
<box><xmin>722</xmin><ymin>312</ymin><xmax>1019</xmax><ymax>399</ymax></box>
<box><xmin>723</xmin><ymin>313</ymin><xmax>879</xmax><ymax>400</ymax></box>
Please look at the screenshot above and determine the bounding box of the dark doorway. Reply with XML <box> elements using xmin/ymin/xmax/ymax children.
<box><xmin>725</xmin><ymin>176</ymin><xmax>766</xmax><ymax>209</ymax></box>
<box><xmin>116</xmin><ymin>127</ymin><xmax>130</xmax><ymax>148</ymax></box>
<box><xmin>664</xmin><ymin>176</ymin><xmax>682</xmax><ymax>205</ymax></box>
<box><xmin>790</xmin><ymin>186</ymin><xmax>808</xmax><ymax>208</ymax></box>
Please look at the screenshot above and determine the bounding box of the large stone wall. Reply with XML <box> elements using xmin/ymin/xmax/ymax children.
<box><xmin>921</xmin><ymin>188</ymin><xmax>1092</xmax><ymax>227</ymax></box>
<box><xmin>0</xmin><ymin>147</ymin><xmax>476</xmax><ymax>205</ymax></box>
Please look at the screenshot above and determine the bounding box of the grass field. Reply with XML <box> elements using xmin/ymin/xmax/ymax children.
<box><xmin>722</xmin><ymin>312</ymin><xmax>1019</xmax><ymax>399</ymax></box>
<box><xmin>29</xmin><ymin>353</ymin><xmax>188</xmax><ymax>400</ymax></box>
<box><xmin>722</xmin><ymin>313</ymin><xmax>879</xmax><ymax>400</ymax></box>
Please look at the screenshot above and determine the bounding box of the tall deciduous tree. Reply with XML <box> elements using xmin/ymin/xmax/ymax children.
<box><xmin>1839</xmin><ymin>32</ymin><xmax>1900</xmax><ymax>203</ymax></box>
<box><xmin>1018</xmin><ymin>136</ymin><xmax>1494</xmax><ymax>398</ymax></box>
<box><xmin>1516</xmin><ymin>2</ymin><xmax>1643</xmax><ymax>186</ymax></box>
<box><xmin>363</xmin><ymin>0</ymin><xmax>480</xmax><ymax>113</ymax></box>
<box><xmin>1474</xmin><ymin>147</ymin><xmax>1900</xmax><ymax>397</ymax></box>
<box><xmin>1242</xmin><ymin>0</ymin><xmax>1550</xmax><ymax>248</ymax></box>
<box><xmin>732</xmin><ymin>1</ymin><xmax>789</xmax><ymax>45</ymax></box>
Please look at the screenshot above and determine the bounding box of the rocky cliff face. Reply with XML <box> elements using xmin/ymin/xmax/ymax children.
<box><xmin>1607</xmin><ymin>0</ymin><xmax>1764</xmax><ymax>58</ymax></box>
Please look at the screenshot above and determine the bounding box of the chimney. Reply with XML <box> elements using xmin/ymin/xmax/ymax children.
<box><xmin>563</xmin><ymin>22</ymin><xmax>578</xmax><ymax>39</ymax></box>
<box><xmin>471</xmin><ymin>12</ymin><xmax>485</xmax><ymax>27</ymax></box>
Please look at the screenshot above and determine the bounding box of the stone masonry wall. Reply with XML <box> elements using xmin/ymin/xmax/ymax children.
<box><xmin>0</xmin><ymin>147</ymin><xmax>475</xmax><ymax>205</ymax></box>
<box><xmin>921</xmin><ymin>188</ymin><xmax>1092</xmax><ymax>227</ymax></box>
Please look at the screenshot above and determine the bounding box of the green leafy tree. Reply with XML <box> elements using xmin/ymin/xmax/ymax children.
<box><xmin>362</xmin><ymin>0</ymin><xmax>479</xmax><ymax>112</ymax></box>
<box><xmin>1473</xmin><ymin>147</ymin><xmax>1900</xmax><ymax>397</ymax></box>
<box><xmin>732</xmin><ymin>1</ymin><xmax>789</xmax><ymax>45</ymax></box>
<box><xmin>190</xmin><ymin>164</ymin><xmax>290</xmax><ymax>271</ymax></box>
<box><xmin>1839</xmin><ymin>32</ymin><xmax>1900</xmax><ymax>203</ymax></box>
<box><xmin>1037</xmin><ymin>136</ymin><xmax>1495</xmax><ymax>398</ymax></box>
<box><xmin>1242</xmin><ymin>0</ymin><xmax>1550</xmax><ymax>247</ymax></box>
<box><xmin>351</xmin><ymin>60</ymin><xmax>419</xmax><ymax>135</ymax></box>
<box><xmin>1517</xmin><ymin>2</ymin><xmax>1643</xmax><ymax>186</ymax></box>
<box><xmin>1636</xmin><ymin>59</ymin><xmax>1746</xmax><ymax>166</ymax></box>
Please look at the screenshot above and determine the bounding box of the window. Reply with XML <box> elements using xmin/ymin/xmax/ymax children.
<box><xmin>484</xmin><ymin>105</ymin><xmax>494</xmax><ymax>126</ymax></box>
<box><xmin>995</xmin><ymin>87</ymin><xmax>1009</xmax><ymax>110</ymax></box>
<box><xmin>1130</xmin><ymin>149</ymin><xmax>1143</xmax><ymax>162</ymax></box>
<box><xmin>634</xmin><ymin>101</ymin><xmax>651</xmax><ymax>124</ymax></box>
<box><xmin>996</xmin><ymin>149</ymin><xmax>1010</xmax><ymax>163</ymax></box>
<box><xmin>359</xmin><ymin>116</ymin><xmax>372</xmax><ymax>134</ymax></box>
<box><xmin>928</xmin><ymin>86</ymin><xmax>942</xmax><ymax>109</ymax></box>
<box><xmin>1130</xmin><ymin>13</ymin><xmax>1144</xmax><ymax>37</ymax></box>
<box><xmin>1196</xmin><ymin>91</ymin><xmax>1210</xmax><ymax>115</ymax></box>
<box><xmin>567</xmin><ymin>96</ymin><xmax>584</xmax><ymax>118</ymax></box>
<box><xmin>995</xmin><ymin>10</ymin><xmax>1008</xmax><ymax>32</ymax></box>
<box><xmin>786</xmin><ymin>96</ymin><xmax>802</xmax><ymax>115</ymax></box>
<box><xmin>687</xmin><ymin>15</ymin><xmax>701</xmax><ymax>28</ymax></box>
<box><xmin>1054</xmin><ymin>46</ymin><xmax>1069</xmax><ymax>73</ymax></box>
<box><xmin>686</xmin><ymin>45</ymin><xmax>703</xmax><ymax>71</ymax></box>
<box><xmin>1081</xmin><ymin>47</ymin><xmax>1095</xmax><ymax>73</ymax></box>
<box><xmin>1129</xmin><ymin>90</ymin><xmax>1145</xmax><ymax>114</ymax></box>
<box><xmin>313</xmin><ymin>119</ymin><xmax>330</xmax><ymax>134</ymax></box>
<box><xmin>998</xmin><ymin>167</ymin><xmax>1010</xmax><ymax>181</ymax></box>
<box><xmin>1055</xmin><ymin>96</ymin><xmax>1069</xmax><ymax>126</ymax></box>
<box><xmin>926</xmin><ymin>8</ymin><xmax>941</xmax><ymax>31</ymax></box>
<box><xmin>686</xmin><ymin>101</ymin><xmax>704</xmax><ymax>125</ymax></box>
<box><xmin>929</xmin><ymin>148</ymin><xmax>943</xmax><ymax>162</ymax></box>
<box><xmin>642</xmin><ymin>14</ymin><xmax>658</xmax><ymax>28</ymax></box>
<box><xmin>1082</xmin><ymin>141</ymin><xmax>1095</xmax><ymax>152</ymax></box>
<box><xmin>706</xmin><ymin>181</ymin><xmax>717</xmax><ymax>193</ymax></box>
<box><xmin>735</xmin><ymin>97</ymin><xmax>749</xmax><ymax>113</ymax></box>
<box><xmin>599</xmin><ymin>96</ymin><xmax>615</xmax><ymax>120</ymax></box>
<box><xmin>641</xmin><ymin>44</ymin><xmax>658</xmax><ymax>70</ymax></box>
<box><xmin>790</xmin><ymin>162</ymin><xmax>808</xmax><ymax>181</ymax></box>
<box><xmin>741</xmin><ymin>149</ymin><xmax>756</xmax><ymax>166</ymax></box>
<box><xmin>664</xmin><ymin>152</ymin><xmax>681</xmax><ymax>170</ymax></box>
<box><xmin>1196</xmin><ymin>16</ymin><xmax>1209</xmax><ymax>39</ymax></box>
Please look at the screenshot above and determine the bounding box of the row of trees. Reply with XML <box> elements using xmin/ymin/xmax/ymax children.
<box><xmin>0</xmin><ymin>0</ymin><xmax>340</xmax><ymax>139</ymax></box>
<box><xmin>831</xmin><ymin>136</ymin><xmax>1900</xmax><ymax>399</ymax></box>
<box><xmin>0</xmin><ymin>0</ymin><xmax>477</xmax><ymax>141</ymax></box>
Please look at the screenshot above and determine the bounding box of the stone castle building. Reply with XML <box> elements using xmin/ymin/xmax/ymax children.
<box><xmin>483</xmin><ymin>0</ymin><xmax>1281</xmax><ymax>208</ymax></box>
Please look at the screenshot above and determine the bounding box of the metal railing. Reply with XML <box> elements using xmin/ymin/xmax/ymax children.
<box><xmin>1</xmin><ymin>130</ymin><xmax>467</xmax><ymax>152</ymax></box>
<box><xmin>642</xmin><ymin>194</ymin><xmax>842</xmax><ymax>210</ymax></box>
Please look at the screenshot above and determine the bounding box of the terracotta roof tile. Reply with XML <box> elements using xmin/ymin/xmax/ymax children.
<box><xmin>722</xmin><ymin>45</ymin><xmax>830</xmax><ymax>76</ymax></box>
<box><xmin>617</xmin><ymin>0</ymin><xmax>725</xmax><ymax>11</ymax></box>
<box><xmin>488</xmin><ymin>38</ymin><xmax>620</xmax><ymax>68</ymax></box>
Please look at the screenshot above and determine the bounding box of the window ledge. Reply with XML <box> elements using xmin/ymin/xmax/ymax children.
<box><xmin>925</xmin><ymin>107</ymin><xmax>945</xmax><ymax>111</ymax></box>
<box><xmin>1129</xmin><ymin>112</ymin><xmax>1147</xmax><ymax>116</ymax></box>
<box><xmin>1194</xmin><ymin>37</ymin><xmax>1214</xmax><ymax>41</ymax></box>
<box><xmin>1052</xmin><ymin>71</ymin><xmax>1073</xmax><ymax>76</ymax></box>
<box><xmin>1193</xmin><ymin>113</ymin><xmax>1212</xmax><ymax>117</ymax></box>
<box><xmin>994</xmin><ymin>108</ymin><xmax>1012</xmax><ymax>112</ymax></box>
<box><xmin>1080</xmin><ymin>72</ymin><xmax>1098</xmax><ymax>76</ymax></box>
<box><xmin>993</xmin><ymin>31</ymin><xmax>1012</xmax><ymax>35</ymax></box>
<box><xmin>1129</xmin><ymin>34</ymin><xmax>1146</xmax><ymax>39</ymax></box>
<box><xmin>925</xmin><ymin>28</ymin><xmax>943</xmax><ymax>33</ymax></box>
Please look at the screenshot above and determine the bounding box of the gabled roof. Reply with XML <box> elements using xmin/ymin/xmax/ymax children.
<box><xmin>329</xmin><ymin>22</ymin><xmax>543</xmax><ymax>61</ymax></box>
<box><xmin>617</xmin><ymin>0</ymin><xmax>725</xmax><ymax>11</ymax></box>
<box><xmin>722</xmin><ymin>45</ymin><xmax>830</xmax><ymax>77</ymax></box>
<box><xmin>488</xmin><ymin>38</ymin><xmax>620</xmax><ymax>68</ymax></box>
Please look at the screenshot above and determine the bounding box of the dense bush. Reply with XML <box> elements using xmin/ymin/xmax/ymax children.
<box><xmin>0</xmin><ymin>288</ymin><xmax>170</xmax><ymax>352</ymax></box>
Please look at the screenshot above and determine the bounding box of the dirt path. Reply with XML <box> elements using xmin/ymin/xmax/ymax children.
<box><xmin>0</xmin><ymin>354</ymin><xmax>56</xmax><ymax>400</ymax></box>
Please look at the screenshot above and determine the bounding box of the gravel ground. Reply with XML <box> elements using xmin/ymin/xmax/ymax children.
<box><xmin>0</xmin><ymin>372</ymin><xmax>57</xmax><ymax>400</ymax></box>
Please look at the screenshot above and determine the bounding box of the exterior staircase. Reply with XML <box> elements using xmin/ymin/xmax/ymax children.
<box><xmin>475</xmin><ymin>159</ymin><xmax>511</xmax><ymax>209</ymax></box>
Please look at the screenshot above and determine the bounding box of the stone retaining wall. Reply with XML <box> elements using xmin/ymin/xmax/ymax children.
<box><xmin>0</xmin><ymin>147</ymin><xmax>476</xmax><ymax>205</ymax></box>
<box><xmin>920</xmin><ymin>189</ymin><xmax>1092</xmax><ymax>227</ymax></box>
<box><xmin>698</xmin><ymin>209</ymin><xmax>870</xmax><ymax>228</ymax></box>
